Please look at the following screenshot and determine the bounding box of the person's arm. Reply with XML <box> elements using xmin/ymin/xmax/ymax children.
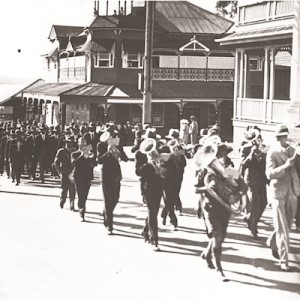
<box><xmin>265</xmin><ymin>151</ymin><xmax>294</xmax><ymax>180</ymax></box>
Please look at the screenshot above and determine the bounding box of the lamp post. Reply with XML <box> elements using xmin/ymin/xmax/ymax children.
<box><xmin>142</xmin><ymin>1</ymin><xmax>155</xmax><ymax>125</ymax></box>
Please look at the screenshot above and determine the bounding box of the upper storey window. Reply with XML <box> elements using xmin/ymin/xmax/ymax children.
<box><xmin>91</xmin><ymin>41</ymin><xmax>115</xmax><ymax>68</ymax></box>
<box><xmin>94</xmin><ymin>51</ymin><xmax>114</xmax><ymax>67</ymax></box>
<box><xmin>122</xmin><ymin>40</ymin><xmax>144</xmax><ymax>69</ymax></box>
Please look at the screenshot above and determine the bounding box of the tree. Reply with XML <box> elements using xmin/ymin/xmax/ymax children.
<box><xmin>216</xmin><ymin>1</ymin><xmax>238</xmax><ymax>19</ymax></box>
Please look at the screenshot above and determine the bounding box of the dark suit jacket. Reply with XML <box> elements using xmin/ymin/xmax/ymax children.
<box><xmin>34</xmin><ymin>134</ymin><xmax>50</xmax><ymax>159</ymax></box>
<box><xmin>9</xmin><ymin>139</ymin><xmax>25</xmax><ymax>166</ymax></box>
<box><xmin>24</xmin><ymin>134</ymin><xmax>34</xmax><ymax>158</ymax></box>
<box><xmin>97</xmin><ymin>142</ymin><xmax>128</xmax><ymax>183</ymax></box>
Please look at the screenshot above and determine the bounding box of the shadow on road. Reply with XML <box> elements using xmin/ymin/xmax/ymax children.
<box><xmin>227</xmin><ymin>270</ymin><xmax>300</xmax><ymax>294</ymax></box>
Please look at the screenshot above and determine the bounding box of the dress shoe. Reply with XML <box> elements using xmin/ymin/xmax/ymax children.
<box><xmin>107</xmin><ymin>229</ymin><xmax>113</xmax><ymax>235</ymax></box>
<box><xmin>280</xmin><ymin>264</ymin><xmax>290</xmax><ymax>271</ymax></box>
<box><xmin>216</xmin><ymin>270</ymin><xmax>229</xmax><ymax>282</ymax></box>
<box><xmin>153</xmin><ymin>245</ymin><xmax>160</xmax><ymax>252</ymax></box>
<box><xmin>59</xmin><ymin>201</ymin><xmax>64</xmax><ymax>209</ymax></box>
<box><xmin>251</xmin><ymin>233</ymin><xmax>260</xmax><ymax>240</ymax></box>
<box><xmin>200</xmin><ymin>252</ymin><xmax>215</xmax><ymax>269</ymax></box>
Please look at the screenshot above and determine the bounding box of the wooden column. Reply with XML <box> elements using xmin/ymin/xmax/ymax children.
<box><xmin>263</xmin><ymin>47</ymin><xmax>270</xmax><ymax>122</ymax></box>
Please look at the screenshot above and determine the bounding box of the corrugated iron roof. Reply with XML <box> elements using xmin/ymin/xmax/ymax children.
<box><xmin>87</xmin><ymin>1</ymin><xmax>232</xmax><ymax>35</ymax></box>
<box><xmin>109</xmin><ymin>81</ymin><xmax>233</xmax><ymax>100</ymax></box>
<box><xmin>61</xmin><ymin>83</ymin><xmax>114</xmax><ymax>97</ymax></box>
<box><xmin>23</xmin><ymin>83</ymin><xmax>81</xmax><ymax>96</ymax></box>
<box><xmin>155</xmin><ymin>1</ymin><xmax>233</xmax><ymax>34</ymax></box>
<box><xmin>217</xmin><ymin>25</ymin><xmax>293</xmax><ymax>45</ymax></box>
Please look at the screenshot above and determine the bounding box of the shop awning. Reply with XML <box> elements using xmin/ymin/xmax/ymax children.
<box><xmin>23</xmin><ymin>83</ymin><xmax>81</xmax><ymax>97</ymax></box>
<box><xmin>217</xmin><ymin>25</ymin><xmax>293</xmax><ymax>45</ymax></box>
<box><xmin>61</xmin><ymin>83</ymin><xmax>114</xmax><ymax>97</ymax></box>
<box><xmin>107</xmin><ymin>81</ymin><xmax>233</xmax><ymax>102</ymax></box>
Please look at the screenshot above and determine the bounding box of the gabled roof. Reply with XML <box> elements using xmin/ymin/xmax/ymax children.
<box><xmin>154</xmin><ymin>1</ymin><xmax>233</xmax><ymax>34</ymax></box>
<box><xmin>48</xmin><ymin>25</ymin><xmax>84</xmax><ymax>41</ymax></box>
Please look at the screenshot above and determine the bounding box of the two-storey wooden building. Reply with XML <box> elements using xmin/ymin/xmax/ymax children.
<box><xmin>218</xmin><ymin>0</ymin><xmax>300</xmax><ymax>144</ymax></box>
<box><xmin>21</xmin><ymin>1</ymin><xmax>235</xmax><ymax>137</ymax></box>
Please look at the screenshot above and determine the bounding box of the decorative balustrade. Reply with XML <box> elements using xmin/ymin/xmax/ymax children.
<box><xmin>237</xmin><ymin>98</ymin><xmax>290</xmax><ymax>124</ymax></box>
<box><xmin>152</xmin><ymin>68</ymin><xmax>234</xmax><ymax>81</ymax></box>
<box><xmin>270</xmin><ymin>100</ymin><xmax>290</xmax><ymax>123</ymax></box>
<box><xmin>239</xmin><ymin>98</ymin><xmax>264</xmax><ymax>121</ymax></box>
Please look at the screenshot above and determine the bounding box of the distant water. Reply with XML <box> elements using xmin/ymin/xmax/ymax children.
<box><xmin>0</xmin><ymin>83</ymin><xmax>26</xmax><ymax>102</ymax></box>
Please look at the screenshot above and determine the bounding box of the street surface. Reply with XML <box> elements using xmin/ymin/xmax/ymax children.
<box><xmin>0</xmin><ymin>148</ymin><xmax>299</xmax><ymax>300</ymax></box>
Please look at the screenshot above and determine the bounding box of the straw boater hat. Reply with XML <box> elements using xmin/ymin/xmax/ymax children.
<box><xmin>180</xmin><ymin>119</ymin><xmax>189</xmax><ymax>124</ymax></box>
<box><xmin>142</xmin><ymin>128</ymin><xmax>161</xmax><ymax>139</ymax></box>
<box><xmin>274</xmin><ymin>124</ymin><xmax>289</xmax><ymax>137</ymax></box>
<box><xmin>165</xmin><ymin>128</ymin><xmax>180</xmax><ymax>140</ymax></box>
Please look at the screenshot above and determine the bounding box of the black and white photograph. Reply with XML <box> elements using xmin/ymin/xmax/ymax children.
<box><xmin>0</xmin><ymin>0</ymin><xmax>300</xmax><ymax>299</ymax></box>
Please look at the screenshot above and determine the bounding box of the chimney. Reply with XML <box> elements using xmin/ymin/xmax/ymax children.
<box><xmin>93</xmin><ymin>0</ymin><xmax>97</xmax><ymax>16</ymax></box>
<box><xmin>106</xmin><ymin>0</ymin><xmax>109</xmax><ymax>15</ymax></box>
<box><xmin>124</xmin><ymin>1</ymin><xmax>127</xmax><ymax>15</ymax></box>
<box><xmin>97</xmin><ymin>0</ymin><xmax>100</xmax><ymax>14</ymax></box>
<box><xmin>118</xmin><ymin>1</ymin><xmax>121</xmax><ymax>14</ymax></box>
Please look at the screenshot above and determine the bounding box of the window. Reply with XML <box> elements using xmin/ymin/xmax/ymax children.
<box><xmin>151</xmin><ymin>104</ymin><xmax>164</xmax><ymax>127</ymax></box>
<box><xmin>249</xmin><ymin>56</ymin><xmax>263</xmax><ymax>71</ymax></box>
<box><xmin>94</xmin><ymin>51</ymin><xmax>114</xmax><ymax>68</ymax></box>
<box><xmin>123</xmin><ymin>52</ymin><xmax>143</xmax><ymax>69</ymax></box>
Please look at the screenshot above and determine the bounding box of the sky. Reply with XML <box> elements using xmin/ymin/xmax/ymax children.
<box><xmin>0</xmin><ymin>0</ymin><xmax>219</xmax><ymax>81</ymax></box>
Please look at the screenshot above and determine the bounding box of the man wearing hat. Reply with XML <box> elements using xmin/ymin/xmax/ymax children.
<box><xmin>239</xmin><ymin>127</ymin><xmax>268</xmax><ymax>240</ymax></box>
<box><xmin>265</xmin><ymin>124</ymin><xmax>300</xmax><ymax>271</ymax></box>
<box><xmin>97</xmin><ymin>129</ymin><xmax>128</xmax><ymax>234</ymax></box>
<box><xmin>33</xmin><ymin>126</ymin><xmax>50</xmax><ymax>183</ymax></box>
<box><xmin>54</xmin><ymin>136</ymin><xmax>77</xmax><ymax>211</ymax></box>
<box><xmin>195</xmin><ymin>141</ymin><xmax>247</xmax><ymax>281</ymax></box>
<box><xmin>9</xmin><ymin>129</ymin><xmax>25</xmax><ymax>185</ymax></box>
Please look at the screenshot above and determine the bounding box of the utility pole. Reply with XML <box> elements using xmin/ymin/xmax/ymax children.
<box><xmin>142</xmin><ymin>1</ymin><xmax>155</xmax><ymax>125</ymax></box>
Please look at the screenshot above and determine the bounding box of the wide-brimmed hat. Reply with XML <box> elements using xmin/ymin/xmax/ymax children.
<box><xmin>274</xmin><ymin>124</ymin><xmax>289</xmax><ymax>137</ymax></box>
<box><xmin>217</xmin><ymin>142</ymin><xmax>233</xmax><ymax>157</ymax></box>
<box><xmin>165</xmin><ymin>128</ymin><xmax>180</xmax><ymax>140</ymax></box>
<box><xmin>243</xmin><ymin>128</ymin><xmax>260</xmax><ymax>143</ymax></box>
<box><xmin>139</xmin><ymin>138</ymin><xmax>157</xmax><ymax>154</ymax></box>
<box><xmin>99</xmin><ymin>131</ymin><xmax>111</xmax><ymax>143</ymax></box>
<box><xmin>142</xmin><ymin>128</ymin><xmax>161</xmax><ymax>139</ymax></box>
<box><xmin>193</xmin><ymin>143</ymin><xmax>218</xmax><ymax>170</ymax></box>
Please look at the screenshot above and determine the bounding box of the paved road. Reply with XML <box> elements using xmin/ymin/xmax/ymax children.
<box><xmin>0</xmin><ymin>151</ymin><xmax>299</xmax><ymax>300</ymax></box>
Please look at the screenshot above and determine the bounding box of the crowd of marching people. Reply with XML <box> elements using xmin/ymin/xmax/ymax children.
<box><xmin>0</xmin><ymin>116</ymin><xmax>300</xmax><ymax>281</ymax></box>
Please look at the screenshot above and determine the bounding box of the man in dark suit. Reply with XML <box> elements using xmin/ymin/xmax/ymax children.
<box><xmin>33</xmin><ymin>125</ymin><xmax>50</xmax><ymax>183</ymax></box>
<box><xmin>0</xmin><ymin>130</ymin><xmax>9</xmax><ymax>176</ymax></box>
<box><xmin>5</xmin><ymin>130</ymin><xmax>14</xmax><ymax>179</ymax></box>
<box><xmin>9</xmin><ymin>130</ymin><xmax>25</xmax><ymax>185</ymax></box>
<box><xmin>97</xmin><ymin>130</ymin><xmax>128</xmax><ymax>234</ymax></box>
<box><xmin>24</xmin><ymin>126</ymin><xmax>35</xmax><ymax>179</ymax></box>
<box><xmin>54</xmin><ymin>137</ymin><xmax>77</xmax><ymax>211</ymax></box>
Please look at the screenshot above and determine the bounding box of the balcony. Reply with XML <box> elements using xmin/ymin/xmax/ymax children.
<box><xmin>152</xmin><ymin>68</ymin><xmax>234</xmax><ymax>81</ymax></box>
<box><xmin>236</xmin><ymin>98</ymin><xmax>290</xmax><ymax>124</ymax></box>
<box><xmin>239</xmin><ymin>1</ymin><xmax>294</xmax><ymax>24</ymax></box>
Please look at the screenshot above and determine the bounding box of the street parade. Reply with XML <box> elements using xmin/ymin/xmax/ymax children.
<box><xmin>0</xmin><ymin>118</ymin><xmax>300</xmax><ymax>283</ymax></box>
